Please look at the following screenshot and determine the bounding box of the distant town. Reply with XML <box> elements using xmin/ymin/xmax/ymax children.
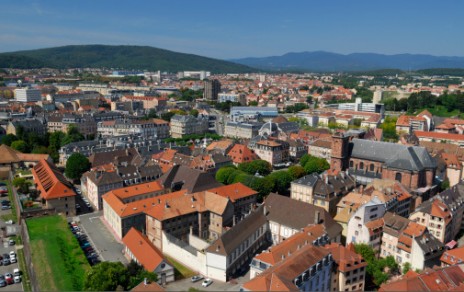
<box><xmin>1</xmin><ymin>66</ymin><xmax>464</xmax><ymax>291</ymax></box>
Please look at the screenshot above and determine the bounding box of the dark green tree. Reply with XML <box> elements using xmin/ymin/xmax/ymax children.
<box><xmin>287</xmin><ymin>165</ymin><xmax>306</xmax><ymax>180</ymax></box>
<box><xmin>303</xmin><ymin>156</ymin><xmax>330</xmax><ymax>174</ymax></box>
<box><xmin>1</xmin><ymin>134</ymin><xmax>18</xmax><ymax>146</ymax></box>
<box><xmin>10</xmin><ymin>140</ymin><xmax>28</xmax><ymax>152</ymax></box>
<box><xmin>65</xmin><ymin>153</ymin><xmax>91</xmax><ymax>180</ymax></box>
<box><xmin>268</xmin><ymin>171</ymin><xmax>293</xmax><ymax>195</ymax></box>
<box><xmin>84</xmin><ymin>262</ymin><xmax>129</xmax><ymax>291</ymax></box>
<box><xmin>61</xmin><ymin>125</ymin><xmax>85</xmax><ymax>146</ymax></box>
<box><xmin>12</xmin><ymin>177</ymin><xmax>31</xmax><ymax>193</ymax></box>
<box><xmin>215</xmin><ymin>166</ymin><xmax>238</xmax><ymax>184</ymax></box>
<box><xmin>238</xmin><ymin>160</ymin><xmax>272</xmax><ymax>176</ymax></box>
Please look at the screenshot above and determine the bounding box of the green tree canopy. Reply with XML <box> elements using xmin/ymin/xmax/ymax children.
<box><xmin>61</xmin><ymin>125</ymin><xmax>85</xmax><ymax>146</ymax></box>
<box><xmin>84</xmin><ymin>262</ymin><xmax>129</xmax><ymax>291</ymax></box>
<box><xmin>12</xmin><ymin>177</ymin><xmax>31</xmax><ymax>193</ymax></box>
<box><xmin>215</xmin><ymin>166</ymin><xmax>238</xmax><ymax>184</ymax></box>
<box><xmin>65</xmin><ymin>153</ymin><xmax>91</xmax><ymax>180</ymax></box>
<box><xmin>238</xmin><ymin>160</ymin><xmax>272</xmax><ymax>176</ymax></box>
<box><xmin>1</xmin><ymin>134</ymin><xmax>18</xmax><ymax>146</ymax></box>
<box><xmin>287</xmin><ymin>165</ymin><xmax>306</xmax><ymax>180</ymax></box>
<box><xmin>302</xmin><ymin>155</ymin><xmax>330</xmax><ymax>174</ymax></box>
<box><xmin>268</xmin><ymin>170</ymin><xmax>293</xmax><ymax>195</ymax></box>
<box><xmin>10</xmin><ymin>140</ymin><xmax>28</xmax><ymax>152</ymax></box>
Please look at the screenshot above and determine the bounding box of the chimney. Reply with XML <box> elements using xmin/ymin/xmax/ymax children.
<box><xmin>325</xmin><ymin>175</ymin><xmax>328</xmax><ymax>184</ymax></box>
<box><xmin>315</xmin><ymin>211</ymin><xmax>320</xmax><ymax>224</ymax></box>
<box><xmin>233</xmin><ymin>215</ymin><xmax>236</xmax><ymax>226</ymax></box>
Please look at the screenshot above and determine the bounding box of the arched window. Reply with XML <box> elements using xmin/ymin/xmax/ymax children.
<box><xmin>349</xmin><ymin>160</ymin><xmax>354</xmax><ymax>168</ymax></box>
<box><xmin>395</xmin><ymin>172</ymin><xmax>402</xmax><ymax>182</ymax></box>
<box><xmin>359</xmin><ymin>162</ymin><xmax>364</xmax><ymax>170</ymax></box>
<box><xmin>370</xmin><ymin>164</ymin><xmax>375</xmax><ymax>172</ymax></box>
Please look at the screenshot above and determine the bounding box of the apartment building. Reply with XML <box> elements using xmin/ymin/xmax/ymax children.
<box><xmin>169</xmin><ymin>115</ymin><xmax>209</xmax><ymax>138</ymax></box>
<box><xmin>97</xmin><ymin>118</ymin><xmax>169</xmax><ymax>139</ymax></box>
<box><xmin>14</xmin><ymin>88</ymin><xmax>41</xmax><ymax>102</ymax></box>
<box><xmin>264</xmin><ymin>193</ymin><xmax>342</xmax><ymax>244</ymax></box>
<box><xmin>250</xmin><ymin>139</ymin><xmax>289</xmax><ymax>166</ymax></box>
<box><xmin>325</xmin><ymin>243</ymin><xmax>367</xmax><ymax>292</ymax></box>
<box><xmin>346</xmin><ymin>197</ymin><xmax>386</xmax><ymax>251</ymax></box>
<box><xmin>290</xmin><ymin>172</ymin><xmax>356</xmax><ymax>216</ymax></box>
<box><xmin>224</xmin><ymin>121</ymin><xmax>263</xmax><ymax>139</ymax></box>
<box><xmin>380</xmin><ymin>212</ymin><xmax>443</xmax><ymax>271</ymax></box>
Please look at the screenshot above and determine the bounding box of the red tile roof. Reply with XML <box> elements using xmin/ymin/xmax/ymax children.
<box><xmin>440</xmin><ymin>246</ymin><xmax>464</xmax><ymax>266</ymax></box>
<box><xmin>227</xmin><ymin>144</ymin><xmax>259</xmax><ymax>164</ymax></box>
<box><xmin>206</xmin><ymin>182</ymin><xmax>257</xmax><ymax>203</ymax></box>
<box><xmin>414</xmin><ymin>131</ymin><xmax>464</xmax><ymax>141</ymax></box>
<box><xmin>32</xmin><ymin>159</ymin><xmax>76</xmax><ymax>200</ymax></box>
<box><xmin>122</xmin><ymin>228</ymin><xmax>166</xmax><ymax>272</ymax></box>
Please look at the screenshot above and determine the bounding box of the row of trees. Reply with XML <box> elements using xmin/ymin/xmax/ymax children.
<box><xmin>84</xmin><ymin>261</ymin><xmax>157</xmax><ymax>291</ymax></box>
<box><xmin>1</xmin><ymin>125</ymin><xmax>85</xmax><ymax>162</ymax></box>
<box><xmin>383</xmin><ymin>90</ymin><xmax>464</xmax><ymax>114</ymax></box>
<box><xmin>354</xmin><ymin>244</ymin><xmax>399</xmax><ymax>288</ymax></box>
<box><xmin>216</xmin><ymin>155</ymin><xmax>329</xmax><ymax>200</ymax></box>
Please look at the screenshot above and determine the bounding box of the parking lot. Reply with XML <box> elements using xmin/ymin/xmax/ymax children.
<box><xmin>68</xmin><ymin>220</ymin><xmax>101</xmax><ymax>267</ymax></box>
<box><xmin>165</xmin><ymin>271</ymin><xmax>250</xmax><ymax>291</ymax></box>
<box><xmin>0</xmin><ymin>239</ymin><xmax>23</xmax><ymax>291</ymax></box>
<box><xmin>77</xmin><ymin>212</ymin><xmax>128</xmax><ymax>264</ymax></box>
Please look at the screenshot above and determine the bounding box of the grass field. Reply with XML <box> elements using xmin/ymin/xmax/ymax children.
<box><xmin>166</xmin><ymin>256</ymin><xmax>195</xmax><ymax>279</ymax></box>
<box><xmin>26</xmin><ymin>215</ymin><xmax>90</xmax><ymax>291</ymax></box>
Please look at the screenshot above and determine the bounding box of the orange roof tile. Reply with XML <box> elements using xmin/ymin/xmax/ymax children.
<box><xmin>206</xmin><ymin>182</ymin><xmax>257</xmax><ymax>203</ymax></box>
<box><xmin>414</xmin><ymin>131</ymin><xmax>464</xmax><ymax>141</ymax></box>
<box><xmin>122</xmin><ymin>228</ymin><xmax>166</xmax><ymax>272</ymax></box>
<box><xmin>32</xmin><ymin>159</ymin><xmax>76</xmax><ymax>200</ymax></box>
<box><xmin>440</xmin><ymin>246</ymin><xmax>464</xmax><ymax>266</ymax></box>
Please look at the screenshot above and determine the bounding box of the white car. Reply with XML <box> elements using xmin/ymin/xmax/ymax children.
<box><xmin>10</xmin><ymin>256</ymin><xmax>16</xmax><ymax>263</ymax></box>
<box><xmin>9</xmin><ymin>251</ymin><xmax>15</xmax><ymax>257</ymax></box>
<box><xmin>201</xmin><ymin>279</ymin><xmax>213</xmax><ymax>287</ymax></box>
<box><xmin>14</xmin><ymin>276</ymin><xmax>21</xmax><ymax>284</ymax></box>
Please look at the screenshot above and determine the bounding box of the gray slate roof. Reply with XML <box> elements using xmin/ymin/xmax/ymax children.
<box><xmin>264</xmin><ymin>193</ymin><xmax>342</xmax><ymax>241</ymax></box>
<box><xmin>350</xmin><ymin>139</ymin><xmax>436</xmax><ymax>171</ymax></box>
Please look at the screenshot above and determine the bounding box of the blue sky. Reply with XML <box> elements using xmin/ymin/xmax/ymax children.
<box><xmin>0</xmin><ymin>0</ymin><xmax>463</xmax><ymax>59</ymax></box>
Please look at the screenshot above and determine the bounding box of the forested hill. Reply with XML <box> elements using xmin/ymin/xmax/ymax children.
<box><xmin>0</xmin><ymin>45</ymin><xmax>255</xmax><ymax>73</ymax></box>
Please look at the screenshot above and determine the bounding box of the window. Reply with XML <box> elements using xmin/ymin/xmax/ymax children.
<box><xmin>395</xmin><ymin>172</ymin><xmax>402</xmax><ymax>182</ymax></box>
<box><xmin>359</xmin><ymin>162</ymin><xmax>364</xmax><ymax>170</ymax></box>
<box><xmin>370</xmin><ymin>164</ymin><xmax>375</xmax><ymax>171</ymax></box>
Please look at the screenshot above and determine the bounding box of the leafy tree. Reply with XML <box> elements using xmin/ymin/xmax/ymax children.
<box><xmin>61</xmin><ymin>125</ymin><xmax>85</xmax><ymax>146</ymax></box>
<box><xmin>10</xmin><ymin>140</ymin><xmax>28</xmax><ymax>152</ymax></box>
<box><xmin>303</xmin><ymin>156</ymin><xmax>330</xmax><ymax>174</ymax></box>
<box><xmin>245</xmin><ymin>176</ymin><xmax>274</xmax><ymax>201</ymax></box>
<box><xmin>189</xmin><ymin>109</ymin><xmax>199</xmax><ymax>117</ymax></box>
<box><xmin>161</xmin><ymin>111</ymin><xmax>176</xmax><ymax>122</ymax></box>
<box><xmin>1</xmin><ymin>134</ymin><xmax>18</xmax><ymax>146</ymax></box>
<box><xmin>65</xmin><ymin>153</ymin><xmax>91</xmax><ymax>180</ymax></box>
<box><xmin>299</xmin><ymin>154</ymin><xmax>311</xmax><ymax>167</ymax></box>
<box><xmin>32</xmin><ymin>145</ymin><xmax>49</xmax><ymax>154</ymax></box>
<box><xmin>440</xmin><ymin>179</ymin><xmax>450</xmax><ymax>191</ymax></box>
<box><xmin>287</xmin><ymin>165</ymin><xmax>306</xmax><ymax>180</ymax></box>
<box><xmin>215</xmin><ymin>166</ymin><xmax>238</xmax><ymax>184</ymax></box>
<box><xmin>226</xmin><ymin>169</ymin><xmax>243</xmax><ymax>185</ymax></box>
<box><xmin>13</xmin><ymin>177</ymin><xmax>31</xmax><ymax>193</ymax></box>
<box><xmin>380</xmin><ymin>116</ymin><xmax>398</xmax><ymax>141</ymax></box>
<box><xmin>402</xmin><ymin>262</ymin><xmax>412</xmax><ymax>275</ymax></box>
<box><xmin>146</xmin><ymin>109</ymin><xmax>158</xmax><ymax>119</ymax></box>
<box><xmin>248</xmin><ymin>101</ymin><xmax>258</xmax><ymax>106</ymax></box>
<box><xmin>49</xmin><ymin>131</ymin><xmax>65</xmax><ymax>162</ymax></box>
<box><xmin>84</xmin><ymin>262</ymin><xmax>129</xmax><ymax>291</ymax></box>
<box><xmin>268</xmin><ymin>170</ymin><xmax>293</xmax><ymax>195</ymax></box>
<box><xmin>126</xmin><ymin>261</ymin><xmax>158</xmax><ymax>290</ymax></box>
<box><xmin>238</xmin><ymin>160</ymin><xmax>272</xmax><ymax>176</ymax></box>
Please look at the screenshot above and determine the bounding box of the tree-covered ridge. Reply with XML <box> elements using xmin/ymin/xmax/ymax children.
<box><xmin>0</xmin><ymin>45</ymin><xmax>255</xmax><ymax>73</ymax></box>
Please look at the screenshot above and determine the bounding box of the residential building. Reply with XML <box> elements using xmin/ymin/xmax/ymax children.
<box><xmin>325</xmin><ymin>243</ymin><xmax>367</xmax><ymax>292</ymax></box>
<box><xmin>122</xmin><ymin>227</ymin><xmax>175</xmax><ymax>285</ymax></box>
<box><xmin>46</xmin><ymin>113</ymin><xmax>97</xmax><ymax>137</ymax></box>
<box><xmin>290</xmin><ymin>172</ymin><xmax>356</xmax><ymax>216</ymax></box>
<box><xmin>440</xmin><ymin>246</ymin><xmax>464</xmax><ymax>267</ymax></box>
<box><xmin>32</xmin><ymin>159</ymin><xmax>77</xmax><ymax>216</ymax></box>
<box><xmin>308</xmin><ymin>139</ymin><xmax>332</xmax><ymax>162</ymax></box>
<box><xmin>250</xmin><ymin>139</ymin><xmax>289</xmax><ymax>166</ymax></box>
<box><xmin>207</xmin><ymin>183</ymin><xmax>258</xmax><ymax>221</ymax></box>
<box><xmin>169</xmin><ymin>115</ymin><xmax>209</xmax><ymax>138</ymax></box>
<box><xmin>218</xmin><ymin>92</ymin><xmax>245</xmax><ymax>104</ymax></box>
<box><xmin>121</xmin><ymin>96</ymin><xmax>167</xmax><ymax>110</ymax></box>
<box><xmin>97</xmin><ymin>118</ymin><xmax>169</xmax><ymax>139</ymax></box>
<box><xmin>224</xmin><ymin>121</ymin><xmax>263</xmax><ymax>139</ymax></box>
<box><xmin>380</xmin><ymin>212</ymin><xmax>443</xmax><ymax>271</ymax></box>
<box><xmin>203</xmin><ymin>79</ymin><xmax>221</xmax><ymax>100</ymax></box>
<box><xmin>264</xmin><ymin>193</ymin><xmax>342</xmax><ymax>244</ymax></box>
<box><xmin>409</xmin><ymin>198</ymin><xmax>454</xmax><ymax>244</ymax></box>
<box><xmin>227</xmin><ymin>144</ymin><xmax>259</xmax><ymax>165</ymax></box>
<box><xmin>249</xmin><ymin>224</ymin><xmax>329</xmax><ymax>279</ymax></box>
<box><xmin>157</xmin><ymin>165</ymin><xmax>222</xmax><ymax>193</ymax></box>
<box><xmin>242</xmin><ymin>244</ymin><xmax>333</xmax><ymax>292</ymax></box>
<box><xmin>14</xmin><ymin>88</ymin><xmax>41</xmax><ymax>102</ymax></box>
<box><xmin>346</xmin><ymin>197</ymin><xmax>386</xmax><ymax>250</ymax></box>
<box><xmin>205</xmin><ymin>206</ymin><xmax>270</xmax><ymax>281</ymax></box>
<box><xmin>414</xmin><ymin>131</ymin><xmax>464</xmax><ymax>147</ymax></box>
<box><xmin>7</xmin><ymin>119</ymin><xmax>47</xmax><ymax>137</ymax></box>
<box><xmin>379</xmin><ymin>264</ymin><xmax>464</xmax><ymax>291</ymax></box>
<box><xmin>0</xmin><ymin>144</ymin><xmax>51</xmax><ymax>170</ymax></box>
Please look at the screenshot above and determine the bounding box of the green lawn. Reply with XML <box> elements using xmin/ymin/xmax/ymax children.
<box><xmin>166</xmin><ymin>256</ymin><xmax>195</xmax><ymax>279</ymax></box>
<box><xmin>26</xmin><ymin>215</ymin><xmax>90</xmax><ymax>291</ymax></box>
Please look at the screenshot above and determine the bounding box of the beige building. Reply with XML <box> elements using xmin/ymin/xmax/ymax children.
<box><xmin>224</xmin><ymin>121</ymin><xmax>262</xmax><ymax>139</ymax></box>
<box><xmin>170</xmin><ymin>114</ymin><xmax>209</xmax><ymax>138</ymax></box>
<box><xmin>325</xmin><ymin>243</ymin><xmax>367</xmax><ymax>292</ymax></box>
<box><xmin>251</xmin><ymin>139</ymin><xmax>289</xmax><ymax>166</ymax></box>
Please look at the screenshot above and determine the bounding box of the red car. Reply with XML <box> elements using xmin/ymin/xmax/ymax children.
<box><xmin>4</xmin><ymin>273</ymin><xmax>13</xmax><ymax>285</ymax></box>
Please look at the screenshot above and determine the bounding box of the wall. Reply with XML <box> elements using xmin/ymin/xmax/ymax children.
<box><xmin>161</xmin><ymin>232</ymin><xmax>207</xmax><ymax>275</ymax></box>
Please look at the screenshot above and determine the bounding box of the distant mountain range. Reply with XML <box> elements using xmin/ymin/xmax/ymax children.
<box><xmin>231</xmin><ymin>51</ymin><xmax>464</xmax><ymax>72</ymax></box>
<box><xmin>0</xmin><ymin>45</ymin><xmax>254</xmax><ymax>73</ymax></box>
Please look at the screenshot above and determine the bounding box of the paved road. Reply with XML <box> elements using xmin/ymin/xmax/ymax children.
<box><xmin>165</xmin><ymin>271</ymin><xmax>250</xmax><ymax>291</ymax></box>
<box><xmin>78</xmin><ymin>212</ymin><xmax>128</xmax><ymax>264</ymax></box>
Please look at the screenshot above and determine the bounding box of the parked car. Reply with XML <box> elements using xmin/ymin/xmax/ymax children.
<box><xmin>81</xmin><ymin>242</ymin><xmax>91</xmax><ymax>248</ymax></box>
<box><xmin>8</xmin><ymin>239</ymin><xmax>15</xmax><ymax>246</ymax></box>
<box><xmin>201</xmin><ymin>279</ymin><xmax>213</xmax><ymax>287</ymax></box>
<box><xmin>1</xmin><ymin>205</ymin><xmax>10</xmax><ymax>210</ymax></box>
<box><xmin>13</xmin><ymin>269</ymin><xmax>20</xmax><ymax>277</ymax></box>
<box><xmin>0</xmin><ymin>280</ymin><xmax>6</xmax><ymax>287</ymax></box>
<box><xmin>9</xmin><ymin>251</ymin><xmax>15</xmax><ymax>258</ymax></box>
<box><xmin>4</xmin><ymin>273</ymin><xmax>13</xmax><ymax>285</ymax></box>
<box><xmin>191</xmin><ymin>275</ymin><xmax>204</xmax><ymax>283</ymax></box>
<box><xmin>13</xmin><ymin>276</ymin><xmax>20</xmax><ymax>284</ymax></box>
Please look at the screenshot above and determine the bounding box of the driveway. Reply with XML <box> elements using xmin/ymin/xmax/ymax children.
<box><xmin>77</xmin><ymin>212</ymin><xmax>128</xmax><ymax>264</ymax></box>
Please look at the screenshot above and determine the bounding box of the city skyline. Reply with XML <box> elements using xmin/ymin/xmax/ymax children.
<box><xmin>0</xmin><ymin>0</ymin><xmax>463</xmax><ymax>59</ymax></box>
